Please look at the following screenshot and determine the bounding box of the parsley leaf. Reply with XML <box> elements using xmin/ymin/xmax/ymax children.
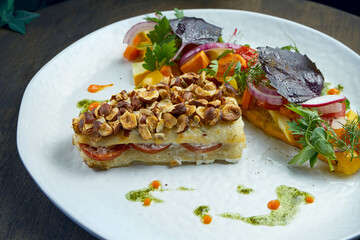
<box><xmin>147</xmin><ymin>16</ymin><xmax>173</xmax><ymax>45</ymax></box>
<box><xmin>143</xmin><ymin>41</ymin><xmax>177</xmax><ymax>71</ymax></box>
<box><xmin>0</xmin><ymin>0</ymin><xmax>39</xmax><ymax>34</ymax></box>
<box><xmin>142</xmin><ymin>13</ymin><xmax>178</xmax><ymax>71</ymax></box>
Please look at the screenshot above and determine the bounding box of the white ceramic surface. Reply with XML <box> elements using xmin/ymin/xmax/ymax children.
<box><xmin>17</xmin><ymin>9</ymin><xmax>360</xmax><ymax>240</ymax></box>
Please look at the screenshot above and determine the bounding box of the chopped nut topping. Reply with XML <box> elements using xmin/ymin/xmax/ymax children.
<box><xmin>170</xmin><ymin>102</ymin><xmax>186</xmax><ymax>116</ymax></box>
<box><xmin>98</xmin><ymin>103</ymin><xmax>112</xmax><ymax>117</ymax></box>
<box><xmin>83</xmin><ymin>112</ymin><xmax>94</xmax><ymax>124</ymax></box>
<box><xmin>189</xmin><ymin>99</ymin><xmax>208</xmax><ymax>107</ymax></box>
<box><xmin>221</xmin><ymin>82</ymin><xmax>238</xmax><ymax>97</ymax></box>
<box><xmin>109</xmin><ymin>119</ymin><xmax>122</xmax><ymax>135</ymax></box>
<box><xmin>138</xmin><ymin>89</ymin><xmax>159</xmax><ymax>103</ymax></box>
<box><xmin>119</xmin><ymin>111</ymin><xmax>138</xmax><ymax>130</ymax></box>
<box><xmin>146</xmin><ymin>115</ymin><xmax>158</xmax><ymax>133</ymax></box>
<box><xmin>189</xmin><ymin>115</ymin><xmax>201</xmax><ymax>127</ymax></box>
<box><xmin>204</xmin><ymin>107</ymin><xmax>222</xmax><ymax>125</ymax></box>
<box><xmin>177</xmin><ymin>114</ymin><xmax>189</xmax><ymax>133</ymax></box>
<box><xmin>154</xmin><ymin>132</ymin><xmax>166</xmax><ymax>140</ymax></box>
<box><xmin>156</xmin><ymin>119</ymin><xmax>165</xmax><ymax>133</ymax></box>
<box><xmin>183</xmin><ymin>91</ymin><xmax>193</xmax><ymax>102</ymax></box>
<box><xmin>72</xmin><ymin>73</ymin><xmax>243</xmax><ymax>140</ymax></box>
<box><xmin>99</xmin><ymin>122</ymin><xmax>113</xmax><ymax>136</ymax></box>
<box><xmin>222</xmin><ymin>103</ymin><xmax>242</xmax><ymax>121</ymax></box>
<box><xmin>207</xmin><ymin>100</ymin><xmax>221</xmax><ymax>108</ymax></box>
<box><xmin>196</xmin><ymin>106</ymin><xmax>206</xmax><ymax>121</ymax></box>
<box><xmin>185</xmin><ymin>104</ymin><xmax>196</xmax><ymax>118</ymax></box>
<box><xmin>203</xmin><ymin>81</ymin><xmax>217</xmax><ymax>91</ymax></box>
<box><xmin>138</xmin><ymin>124</ymin><xmax>152</xmax><ymax>140</ymax></box>
<box><xmin>158</xmin><ymin>88</ymin><xmax>170</xmax><ymax>99</ymax></box>
<box><xmin>106</xmin><ymin>107</ymin><xmax>120</xmax><ymax>121</ymax></box>
<box><xmin>163</xmin><ymin>112</ymin><xmax>177</xmax><ymax>129</ymax></box>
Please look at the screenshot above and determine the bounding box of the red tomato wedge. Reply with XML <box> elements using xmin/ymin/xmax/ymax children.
<box><xmin>79</xmin><ymin>143</ymin><xmax>130</xmax><ymax>161</ymax></box>
<box><xmin>234</xmin><ymin>46</ymin><xmax>258</xmax><ymax>64</ymax></box>
<box><xmin>130</xmin><ymin>143</ymin><xmax>172</xmax><ymax>154</ymax></box>
<box><xmin>180</xmin><ymin>143</ymin><xmax>222</xmax><ymax>153</ymax></box>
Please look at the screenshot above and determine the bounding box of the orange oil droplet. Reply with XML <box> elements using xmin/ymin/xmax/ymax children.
<box><xmin>88</xmin><ymin>84</ymin><xmax>113</xmax><ymax>93</ymax></box>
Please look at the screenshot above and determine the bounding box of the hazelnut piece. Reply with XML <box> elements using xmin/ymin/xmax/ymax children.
<box><xmin>158</xmin><ymin>89</ymin><xmax>170</xmax><ymax>99</ymax></box>
<box><xmin>157</xmin><ymin>99</ymin><xmax>174</xmax><ymax>113</ymax></box>
<box><xmin>98</xmin><ymin>122</ymin><xmax>113</xmax><ymax>136</ymax></box>
<box><xmin>185</xmin><ymin>104</ymin><xmax>196</xmax><ymax>118</ymax></box>
<box><xmin>221</xmin><ymin>82</ymin><xmax>238</xmax><ymax>97</ymax></box>
<box><xmin>146</xmin><ymin>115</ymin><xmax>158</xmax><ymax>133</ymax></box>
<box><xmin>119</xmin><ymin>111</ymin><xmax>138</xmax><ymax>130</ymax></box>
<box><xmin>109</xmin><ymin>119</ymin><xmax>122</xmax><ymax>135</ymax></box>
<box><xmin>170</xmin><ymin>102</ymin><xmax>186</xmax><ymax>116</ymax></box>
<box><xmin>183</xmin><ymin>91</ymin><xmax>194</xmax><ymax>102</ymax></box>
<box><xmin>195</xmin><ymin>106</ymin><xmax>206</xmax><ymax>121</ymax></box>
<box><xmin>189</xmin><ymin>99</ymin><xmax>208</xmax><ymax>107</ymax></box>
<box><xmin>130</xmin><ymin>93</ymin><xmax>143</xmax><ymax>111</ymax></box>
<box><xmin>163</xmin><ymin>112</ymin><xmax>177</xmax><ymax>129</ymax></box>
<box><xmin>116</xmin><ymin>101</ymin><xmax>133</xmax><ymax>112</ymax></box>
<box><xmin>204</xmin><ymin>107</ymin><xmax>222</xmax><ymax>125</ymax></box>
<box><xmin>154</xmin><ymin>133</ymin><xmax>166</xmax><ymax>140</ymax></box>
<box><xmin>222</xmin><ymin>103</ymin><xmax>242</xmax><ymax>121</ymax></box>
<box><xmin>207</xmin><ymin>100</ymin><xmax>221</xmax><ymax>108</ymax></box>
<box><xmin>72</xmin><ymin>118</ymin><xmax>81</xmax><ymax>133</ymax></box>
<box><xmin>138</xmin><ymin>89</ymin><xmax>159</xmax><ymax>103</ymax></box>
<box><xmin>189</xmin><ymin>115</ymin><xmax>201</xmax><ymax>127</ymax></box>
<box><xmin>106</xmin><ymin>107</ymin><xmax>120</xmax><ymax>121</ymax></box>
<box><xmin>84</xmin><ymin>112</ymin><xmax>95</xmax><ymax>124</ymax></box>
<box><xmin>203</xmin><ymin>81</ymin><xmax>217</xmax><ymax>91</ymax></box>
<box><xmin>177</xmin><ymin>114</ymin><xmax>189</xmax><ymax>133</ymax></box>
<box><xmin>156</xmin><ymin>119</ymin><xmax>164</xmax><ymax>133</ymax></box>
<box><xmin>138</xmin><ymin>124</ymin><xmax>152</xmax><ymax>140</ymax></box>
<box><xmin>98</xmin><ymin>103</ymin><xmax>112</xmax><ymax>117</ymax></box>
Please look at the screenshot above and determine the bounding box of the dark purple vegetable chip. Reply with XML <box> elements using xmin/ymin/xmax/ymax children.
<box><xmin>257</xmin><ymin>47</ymin><xmax>324</xmax><ymax>103</ymax></box>
<box><xmin>169</xmin><ymin>17</ymin><xmax>222</xmax><ymax>45</ymax></box>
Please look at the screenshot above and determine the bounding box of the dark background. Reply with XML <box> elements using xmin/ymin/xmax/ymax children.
<box><xmin>14</xmin><ymin>0</ymin><xmax>360</xmax><ymax>16</ymax></box>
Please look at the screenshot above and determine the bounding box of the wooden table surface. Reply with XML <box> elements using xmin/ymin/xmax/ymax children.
<box><xmin>1</xmin><ymin>0</ymin><xmax>359</xmax><ymax>239</ymax></box>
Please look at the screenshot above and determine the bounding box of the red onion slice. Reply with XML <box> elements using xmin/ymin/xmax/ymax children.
<box><xmin>123</xmin><ymin>21</ymin><xmax>157</xmax><ymax>45</ymax></box>
<box><xmin>247</xmin><ymin>81</ymin><xmax>283</xmax><ymax>106</ymax></box>
<box><xmin>301</xmin><ymin>95</ymin><xmax>346</xmax><ymax>107</ymax></box>
<box><xmin>180</xmin><ymin>42</ymin><xmax>242</xmax><ymax>66</ymax></box>
<box><xmin>257</xmin><ymin>81</ymin><xmax>280</xmax><ymax>96</ymax></box>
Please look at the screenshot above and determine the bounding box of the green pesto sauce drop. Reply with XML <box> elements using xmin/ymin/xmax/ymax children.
<box><xmin>194</xmin><ymin>205</ymin><xmax>210</xmax><ymax>217</ymax></box>
<box><xmin>177</xmin><ymin>186</ymin><xmax>196</xmax><ymax>191</ymax></box>
<box><xmin>219</xmin><ymin>185</ymin><xmax>314</xmax><ymax>226</ymax></box>
<box><xmin>125</xmin><ymin>182</ymin><xmax>196</xmax><ymax>205</ymax></box>
<box><xmin>125</xmin><ymin>183</ymin><xmax>165</xmax><ymax>203</ymax></box>
<box><xmin>237</xmin><ymin>185</ymin><xmax>254</xmax><ymax>195</ymax></box>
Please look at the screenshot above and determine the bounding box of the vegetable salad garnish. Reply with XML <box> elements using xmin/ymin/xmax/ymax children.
<box><xmin>122</xmin><ymin>9</ymin><xmax>360</xmax><ymax>174</ymax></box>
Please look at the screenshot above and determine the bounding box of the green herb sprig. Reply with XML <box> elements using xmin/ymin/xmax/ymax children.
<box><xmin>286</xmin><ymin>105</ymin><xmax>336</xmax><ymax>170</ymax></box>
<box><xmin>0</xmin><ymin>0</ymin><xmax>39</xmax><ymax>34</ymax></box>
<box><xmin>287</xmin><ymin>104</ymin><xmax>360</xmax><ymax>170</ymax></box>
<box><xmin>330</xmin><ymin>113</ymin><xmax>360</xmax><ymax>161</ymax></box>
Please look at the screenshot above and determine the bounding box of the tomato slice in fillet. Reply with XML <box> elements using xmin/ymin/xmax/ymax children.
<box><xmin>180</xmin><ymin>143</ymin><xmax>222</xmax><ymax>153</ymax></box>
<box><xmin>130</xmin><ymin>143</ymin><xmax>172</xmax><ymax>154</ymax></box>
<box><xmin>79</xmin><ymin>143</ymin><xmax>131</xmax><ymax>161</ymax></box>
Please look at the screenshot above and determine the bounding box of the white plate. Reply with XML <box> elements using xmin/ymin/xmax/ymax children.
<box><xmin>17</xmin><ymin>9</ymin><xmax>360</xmax><ymax>240</ymax></box>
